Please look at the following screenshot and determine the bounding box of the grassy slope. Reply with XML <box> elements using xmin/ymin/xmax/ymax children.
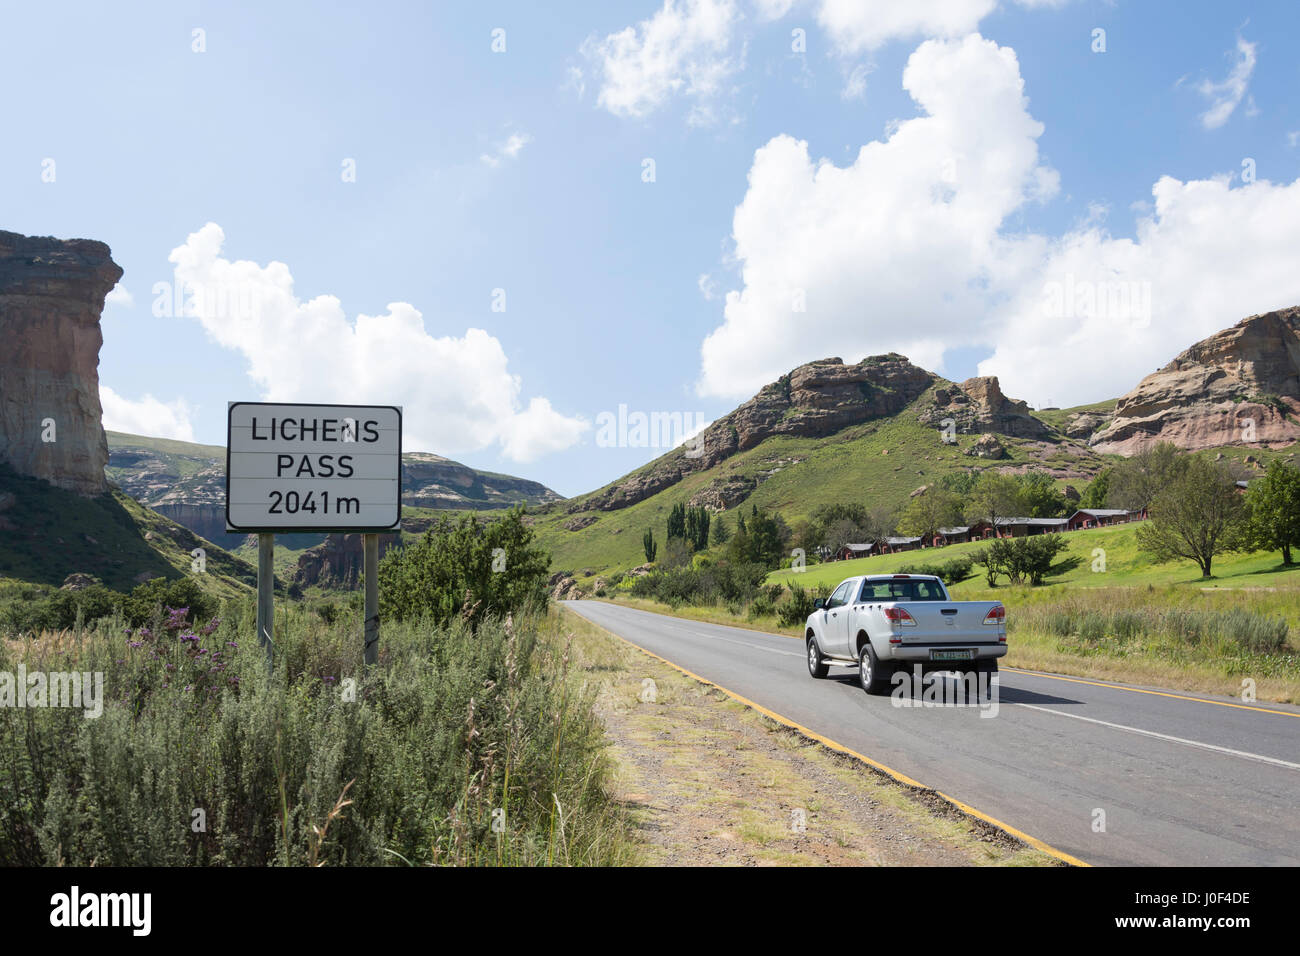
<box><xmin>1029</xmin><ymin>398</ymin><xmax>1118</xmax><ymax>432</ymax></box>
<box><xmin>0</xmin><ymin>464</ymin><xmax>254</xmax><ymax>597</ymax></box>
<box><xmin>533</xmin><ymin>413</ymin><xmax>1107</xmax><ymax>577</ymax></box>
<box><xmin>765</xmin><ymin>521</ymin><xmax>1300</xmax><ymax>595</ymax></box>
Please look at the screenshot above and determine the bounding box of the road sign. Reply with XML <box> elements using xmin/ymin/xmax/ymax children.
<box><xmin>226</xmin><ymin>402</ymin><xmax>402</xmax><ymax>532</ymax></box>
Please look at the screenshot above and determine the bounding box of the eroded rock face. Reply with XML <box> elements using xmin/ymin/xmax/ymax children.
<box><xmin>293</xmin><ymin>532</ymin><xmax>400</xmax><ymax>589</ymax></box>
<box><xmin>921</xmin><ymin>376</ymin><xmax>1054</xmax><ymax>440</ymax></box>
<box><xmin>574</xmin><ymin>354</ymin><xmax>936</xmax><ymax>513</ymax></box>
<box><xmin>0</xmin><ymin>231</ymin><xmax>122</xmax><ymax>494</ymax></box>
<box><xmin>1091</xmin><ymin>306</ymin><xmax>1300</xmax><ymax>454</ymax></box>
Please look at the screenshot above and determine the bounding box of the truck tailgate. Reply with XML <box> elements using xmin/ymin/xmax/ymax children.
<box><xmin>892</xmin><ymin>601</ymin><xmax>1002</xmax><ymax>645</ymax></box>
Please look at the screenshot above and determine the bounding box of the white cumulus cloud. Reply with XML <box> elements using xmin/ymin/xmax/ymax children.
<box><xmin>100</xmin><ymin>386</ymin><xmax>196</xmax><ymax>441</ymax></box>
<box><xmin>697</xmin><ymin>31</ymin><xmax>1300</xmax><ymax>411</ymax></box>
<box><xmin>584</xmin><ymin>0</ymin><xmax>1073</xmax><ymax>118</ymax></box>
<box><xmin>699</xmin><ymin>33</ymin><xmax>1058</xmax><ymax>398</ymax></box>
<box><xmin>979</xmin><ymin>174</ymin><xmax>1300</xmax><ymax>407</ymax></box>
<box><xmin>166</xmin><ymin>223</ymin><xmax>587</xmax><ymax>462</ymax></box>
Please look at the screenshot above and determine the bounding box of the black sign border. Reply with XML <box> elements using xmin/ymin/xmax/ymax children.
<box><xmin>225</xmin><ymin>401</ymin><xmax>403</xmax><ymax>534</ymax></box>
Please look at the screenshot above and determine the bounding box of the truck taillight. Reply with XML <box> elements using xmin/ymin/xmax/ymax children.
<box><xmin>883</xmin><ymin>607</ymin><xmax>916</xmax><ymax>626</ymax></box>
<box><xmin>983</xmin><ymin>605</ymin><xmax>1005</xmax><ymax>626</ymax></box>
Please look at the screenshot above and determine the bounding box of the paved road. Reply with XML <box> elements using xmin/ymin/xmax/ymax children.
<box><xmin>563</xmin><ymin>600</ymin><xmax>1300</xmax><ymax>866</ymax></box>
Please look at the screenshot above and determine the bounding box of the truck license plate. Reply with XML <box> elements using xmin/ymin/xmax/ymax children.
<box><xmin>931</xmin><ymin>649</ymin><xmax>973</xmax><ymax>661</ymax></box>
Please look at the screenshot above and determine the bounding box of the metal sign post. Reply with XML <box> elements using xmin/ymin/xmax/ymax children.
<box><xmin>226</xmin><ymin>402</ymin><xmax>402</xmax><ymax>668</ymax></box>
<box><xmin>363</xmin><ymin>533</ymin><xmax>379</xmax><ymax>665</ymax></box>
<box><xmin>257</xmin><ymin>532</ymin><xmax>275</xmax><ymax>664</ymax></box>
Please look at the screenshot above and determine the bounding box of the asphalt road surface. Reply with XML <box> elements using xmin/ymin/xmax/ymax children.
<box><xmin>563</xmin><ymin>600</ymin><xmax>1300</xmax><ymax>866</ymax></box>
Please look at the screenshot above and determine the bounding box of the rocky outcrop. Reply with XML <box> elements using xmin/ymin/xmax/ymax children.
<box><xmin>1091</xmin><ymin>306</ymin><xmax>1300</xmax><ymax>455</ymax></box>
<box><xmin>548</xmin><ymin>571</ymin><xmax>583</xmax><ymax>601</ymax></box>
<box><xmin>0</xmin><ymin>230</ymin><xmax>122</xmax><ymax>494</ymax></box>
<box><xmin>688</xmin><ymin>475</ymin><xmax>758</xmax><ymax>512</ymax></box>
<box><xmin>1063</xmin><ymin>410</ymin><xmax>1111</xmax><ymax>440</ymax></box>
<box><xmin>574</xmin><ymin>354</ymin><xmax>936</xmax><ymax>513</ymax></box>
<box><xmin>921</xmin><ymin>376</ymin><xmax>1054</xmax><ymax>440</ymax></box>
<box><xmin>963</xmin><ymin>433</ymin><xmax>1007</xmax><ymax>459</ymax></box>
<box><xmin>292</xmin><ymin>532</ymin><xmax>400</xmax><ymax>589</ymax></box>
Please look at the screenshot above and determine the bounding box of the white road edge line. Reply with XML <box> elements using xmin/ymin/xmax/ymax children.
<box><xmin>1013</xmin><ymin>702</ymin><xmax>1300</xmax><ymax>772</ymax></box>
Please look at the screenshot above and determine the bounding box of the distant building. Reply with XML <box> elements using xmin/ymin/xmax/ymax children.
<box><xmin>1066</xmin><ymin>508</ymin><xmax>1143</xmax><ymax>531</ymax></box>
<box><xmin>966</xmin><ymin>517</ymin><xmax>1067</xmax><ymax>538</ymax></box>
<box><xmin>932</xmin><ymin>526</ymin><xmax>971</xmax><ymax>547</ymax></box>
<box><xmin>880</xmin><ymin>535</ymin><xmax>922</xmax><ymax>554</ymax></box>
<box><xmin>834</xmin><ymin>542</ymin><xmax>875</xmax><ymax>561</ymax></box>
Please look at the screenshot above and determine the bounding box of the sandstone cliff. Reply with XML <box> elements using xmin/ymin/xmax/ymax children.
<box><xmin>918</xmin><ymin>376</ymin><xmax>1055</xmax><ymax>439</ymax></box>
<box><xmin>1091</xmin><ymin>306</ymin><xmax>1300</xmax><ymax>454</ymax></box>
<box><xmin>0</xmin><ymin>230</ymin><xmax>122</xmax><ymax>494</ymax></box>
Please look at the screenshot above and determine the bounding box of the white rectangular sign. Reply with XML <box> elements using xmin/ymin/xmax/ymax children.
<box><xmin>225</xmin><ymin>402</ymin><xmax>402</xmax><ymax>532</ymax></box>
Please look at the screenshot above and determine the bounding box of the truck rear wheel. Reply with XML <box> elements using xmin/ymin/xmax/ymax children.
<box><xmin>807</xmin><ymin>637</ymin><xmax>829</xmax><ymax>679</ymax></box>
<box><xmin>858</xmin><ymin>643</ymin><xmax>893</xmax><ymax>696</ymax></box>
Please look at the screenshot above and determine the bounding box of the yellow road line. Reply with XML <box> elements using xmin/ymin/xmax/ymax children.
<box><xmin>1003</xmin><ymin>667</ymin><xmax>1300</xmax><ymax>718</ymax></box>
<box><xmin>567</xmin><ymin>607</ymin><xmax>1090</xmax><ymax>868</ymax></box>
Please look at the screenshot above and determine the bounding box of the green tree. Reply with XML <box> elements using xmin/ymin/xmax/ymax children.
<box><xmin>1017</xmin><ymin>470</ymin><xmax>1067</xmax><ymax>518</ymax></box>
<box><xmin>965</xmin><ymin>472</ymin><xmax>1024</xmax><ymax>530</ymax></box>
<box><xmin>666</xmin><ymin>503</ymin><xmax>687</xmax><ymax>542</ymax></box>
<box><xmin>642</xmin><ymin>528</ymin><xmax>658</xmax><ymax>563</ymax></box>
<box><xmin>710</xmin><ymin>513</ymin><xmax>731</xmax><ymax>546</ymax></box>
<box><xmin>684</xmin><ymin>506</ymin><xmax>711</xmax><ymax>552</ymax></box>
<box><xmin>896</xmin><ymin>487</ymin><xmax>961</xmax><ymax>542</ymax></box>
<box><xmin>378</xmin><ymin>507</ymin><xmax>550</xmax><ymax>627</ymax></box>
<box><xmin>1106</xmin><ymin>442</ymin><xmax>1182</xmax><ymax>512</ymax></box>
<box><xmin>726</xmin><ymin>507</ymin><xmax>791</xmax><ymax>568</ymax></box>
<box><xmin>1079</xmin><ymin>468</ymin><xmax>1112</xmax><ymax>509</ymax></box>
<box><xmin>1136</xmin><ymin>455</ymin><xmax>1245</xmax><ymax>578</ymax></box>
<box><xmin>1244</xmin><ymin>460</ymin><xmax>1300</xmax><ymax>565</ymax></box>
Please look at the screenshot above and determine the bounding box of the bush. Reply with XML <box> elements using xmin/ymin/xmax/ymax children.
<box><xmin>971</xmin><ymin>535</ymin><xmax>1068</xmax><ymax>586</ymax></box>
<box><xmin>894</xmin><ymin>557</ymin><xmax>973</xmax><ymax>586</ymax></box>
<box><xmin>777</xmin><ymin>583</ymin><xmax>825</xmax><ymax>628</ymax></box>
<box><xmin>0</xmin><ymin>609</ymin><xmax>628</xmax><ymax>866</ymax></box>
<box><xmin>378</xmin><ymin>507</ymin><xmax>550</xmax><ymax>628</ymax></box>
<box><xmin>627</xmin><ymin>562</ymin><xmax>769</xmax><ymax>608</ymax></box>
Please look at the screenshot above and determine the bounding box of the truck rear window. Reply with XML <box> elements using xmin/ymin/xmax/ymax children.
<box><xmin>859</xmin><ymin>579</ymin><xmax>947</xmax><ymax>602</ymax></box>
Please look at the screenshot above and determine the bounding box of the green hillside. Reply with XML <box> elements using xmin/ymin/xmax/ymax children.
<box><xmin>0</xmin><ymin>462</ymin><xmax>254</xmax><ymax>597</ymax></box>
<box><xmin>532</xmin><ymin>406</ymin><xmax>1107</xmax><ymax>577</ymax></box>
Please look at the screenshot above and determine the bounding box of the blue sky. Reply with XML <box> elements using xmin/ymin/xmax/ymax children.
<box><xmin>4</xmin><ymin>1</ymin><xmax>1300</xmax><ymax>497</ymax></box>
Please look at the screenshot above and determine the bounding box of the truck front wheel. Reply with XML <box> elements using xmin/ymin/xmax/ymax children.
<box><xmin>858</xmin><ymin>643</ymin><xmax>893</xmax><ymax>696</ymax></box>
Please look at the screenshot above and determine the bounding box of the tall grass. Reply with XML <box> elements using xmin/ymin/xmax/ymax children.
<box><xmin>1010</xmin><ymin>588</ymin><xmax>1297</xmax><ymax>678</ymax></box>
<box><xmin>0</xmin><ymin>604</ymin><xmax>634</xmax><ymax>866</ymax></box>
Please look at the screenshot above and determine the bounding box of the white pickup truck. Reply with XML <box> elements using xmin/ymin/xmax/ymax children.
<box><xmin>805</xmin><ymin>574</ymin><xmax>1006</xmax><ymax>694</ymax></box>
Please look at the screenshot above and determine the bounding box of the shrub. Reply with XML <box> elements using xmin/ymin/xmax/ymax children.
<box><xmin>777</xmin><ymin>583</ymin><xmax>825</xmax><ymax>628</ymax></box>
<box><xmin>894</xmin><ymin>557</ymin><xmax>973</xmax><ymax>586</ymax></box>
<box><xmin>0</xmin><ymin>610</ymin><xmax>628</xmax><ymax>866</ymax></box>
<box><xmin>378</xmin><ymin>507</ymin><xmax>550</xmax><ymax>628</ymax></box>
